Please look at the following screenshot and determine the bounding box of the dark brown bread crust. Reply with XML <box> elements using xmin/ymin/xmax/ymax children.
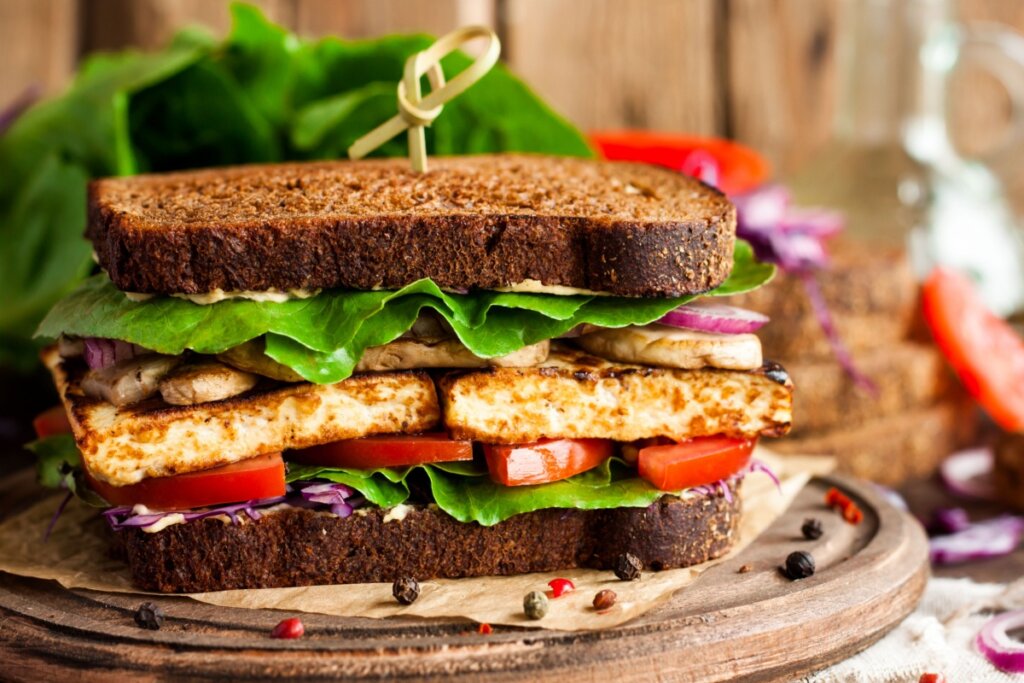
<box><xmin>113</xmin><ymin>489</ymin><xmax>741</xmax><ymax>593</ymax></box>
<box><xmin>87</xmin><ymin>155</ymin><xmax>736</xmax><ymax>298</ymax></box>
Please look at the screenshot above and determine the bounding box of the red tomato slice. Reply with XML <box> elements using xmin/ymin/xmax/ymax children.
<box><xmin>483</xmin><ymin>438</ymin><xmax>613</xmax><ymax>486</ymax></box>
<box><xmin>85</xmin><ymin>452</ymin><xmax>286</xmax><ymax>510</ymax></box>
<box><xmin>33</xmin><ymin>405</ymin><xmax>72</xmax><ymax>438</ymax></box>
<box><xmin>638</xmin><ymin>436</ymin><xmax>756</xmax><ymax>491</ymax></box>
<box><xmin>589</xmin><ymin>131</ymin><xmax>771</xmax><ymax>196</ymax></box>
<box><xmin>922</xmin><ymin>268</ymin><xmax>1024</xmax><ymax>431</ymax></box>
<box><xmin>290</xmin><ymin>434</ymin><xmax>473</xmax><ymax>469</ymax></box>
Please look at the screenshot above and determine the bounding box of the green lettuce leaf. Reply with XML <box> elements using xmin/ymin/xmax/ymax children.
<box><xmin>286</xmin><ymin>457</ymin><xmax>669</xmax><ymax>526</ymax></box>
<box><xmin>36</xmin><ymin>241</ymin><xmax>773</xmax><ymax>383</ymax></box>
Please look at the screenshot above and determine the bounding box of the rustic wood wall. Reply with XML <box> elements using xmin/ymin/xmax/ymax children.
<box><xmin>2</xmin><ymin>0</ymin><xmax>1023</xmax><ymax>180</ymax></box>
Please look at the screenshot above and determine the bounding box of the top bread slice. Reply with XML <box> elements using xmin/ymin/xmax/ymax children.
<box><xmin>87</xmin><ymin>154</ymin><xmax>736</xmax><ymax>297</ymax></box>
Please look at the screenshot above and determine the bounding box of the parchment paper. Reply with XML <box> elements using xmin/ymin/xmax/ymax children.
<box><xmin>0</xmin><ymin>449</ymin><xmax>833</xmax><ymax>631</ymax></box>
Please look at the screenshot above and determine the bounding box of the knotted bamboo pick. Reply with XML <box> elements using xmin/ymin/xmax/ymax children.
<box><xmin>347</xmin><ymin>25</ymin><xmax>501</xmax><ymax>173</ymax></box>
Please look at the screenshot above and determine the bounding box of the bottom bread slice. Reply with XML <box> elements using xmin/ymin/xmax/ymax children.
<box><xmin>112</xmin><ymin>488</ymin><xmax>741</xmax><ymax>593</ymax></box>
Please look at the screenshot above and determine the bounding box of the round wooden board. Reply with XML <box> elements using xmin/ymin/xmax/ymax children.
<box><xmin>0</xmin><ymin>470</ymin><xmax>927</xmax><ymax>682</ymax></box>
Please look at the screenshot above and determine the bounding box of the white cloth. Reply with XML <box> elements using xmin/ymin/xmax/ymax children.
<box><xmin>807</xmin><ymin>577</ymin><xmax>1024</xmax><ymax>682</ymax></box>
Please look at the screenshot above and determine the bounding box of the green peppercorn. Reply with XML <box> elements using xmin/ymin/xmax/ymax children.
<box><xmin>614</xmin><ymin>552</ymin><xmax>643</xmax><ymax>581</ymax></box>
<box><xmin>392</xmin><ymin>576</ymin><xmax>420</xmax><ymax>605</ymax></box>
<box><xmin>783</xmin><ymin>551</ymin><xmax>816</xmax><ymax>580</ymax></box>
<box><xmin>802</xmin><ymin>518</ymin><xmax>824</xmax><ymax>540</ymax></box>
<box><xmin>523</xmin><ymin>590</ymin><xmax>549</xmax><ymax>620</ymax></box>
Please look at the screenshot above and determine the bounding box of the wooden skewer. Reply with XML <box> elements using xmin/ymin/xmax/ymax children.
<box><xmin>348</xmin><ymin>25</ymin><xmax>501</xmax><ymax>173</ymax></box>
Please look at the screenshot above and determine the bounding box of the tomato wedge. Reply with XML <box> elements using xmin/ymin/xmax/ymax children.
<box><xmin>638</xmin><ymin>436</ymin><xmax>755</xmax><ymax>491</ymax></box>
<box><xmin>85</xmin><ymin>452</ymin><xmax>286</xmax><ymax>510</ymax></box>
<box><xmin>483</xmin><ymin>438</ymin><xmax>613</xmax><ymax>486</ymax></box>
<box><xmin>290</xmin><ymin>433</ymin><xmax>473</xmax><ymax>469</ymax></box>
<box><xmin>589</xmin><ymin>131</ymin><xmax>772</xmax><ymax>196</ymax></box>
<box><xmin>33</xmin><ymin>405</ymin><xmax>72</xmax><ymax>438</ymax></box>
<box><xmin>922</xmin><ymin>268</ymin><xmax>1024</xmax><ymax>431</ymax></box>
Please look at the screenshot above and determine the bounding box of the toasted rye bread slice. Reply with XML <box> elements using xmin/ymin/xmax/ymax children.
<box><xmin>87</xmin><ymin>155</ymin><xmax>736</xmax><ymax>298</ymax></box>
<box><xmin>784</xmin><ymin>342</ymin><xmax>954</xmax><ymax>435</ymax></box>
<box><xmin>439</xmin><ymin>345</ymin><xmax>792</xmax><ymax>444</ymax></box>
<box><xmin>112</xmin><ymin>486</ymin><xmax>740</xmax><ymax>592</ymax></box>
<box><xmin>42</xmin><ymin>347</ymin><xmax>440</xmax><ymax>486</ymax></box>
<box><xmin>770</xmin><ymin>396</ymin><xmax>979</xmax><ymax>486</ymax></box>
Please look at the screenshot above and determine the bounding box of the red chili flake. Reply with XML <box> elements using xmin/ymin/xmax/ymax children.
<box><xmin>547</xmin><ymin>578</ymin><xmax>575</xmax><ymax>598</ymax></box>
<box><xmin>918</xmin><ymin>674</ymin><xmax>945</xmax><ymax>683</ymax></box>
<box><xmin>271</xmin><ymin>617</ymin><xmax>305</xmax><ymax>639</ymax></box>
<box><xmin>842</xmin><ymin>504</ymin><xmax>864</xmax><ymax>524</ymax></box>
<box><xmin>478</xmin><ymin>623</ymin><xmax>493</xmax><ymax>635</ymax></box>
<box><xmin>825</xmin><ymin>487</ymin><xmax>863</xmax><ymax>525</ymax></box>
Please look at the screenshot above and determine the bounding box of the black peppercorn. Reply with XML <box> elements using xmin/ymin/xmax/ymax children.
<box><xmin>783</xmin><ymin>551</ymin><xmax>816</xmax><ymax>580</ymax></box>
<box><xmin>613</xmin><ymin>552</ymin><xmax>643</xmax><ymax>581</ymax></box>
<box><xmin>134</xmin><ymin>602</ymin><xmax>164</xmax><ymax>630</ymax></box>
<box><xmin>802</xmin><ymin>518</ymin><xmax>824</xmax><ymax>540</ymax></box>
<box><xmin>523</xmin><ymin>590</ymin><xmax>549</xmax><ymax>620</ymax></box>
<box><xmin>392</xmin><ymin>576</ymin><xmax>420</xmax><ymax>605</ymax></box>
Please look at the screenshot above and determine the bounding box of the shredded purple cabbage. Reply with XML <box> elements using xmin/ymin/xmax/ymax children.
<box><xmin>101</xmin><ymin>481</ymin><xmax>361</xmax><ymax>531</ymax></box>
<box><xmin>690</xmin><ymin>458</ymin><xmax>781</xmax><ymax>501</ymax></box>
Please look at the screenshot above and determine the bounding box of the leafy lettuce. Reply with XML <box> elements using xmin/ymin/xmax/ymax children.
<box><xmin>0</xmin><ymin>3</ymin><xmax>592</xmax><ymax>371</ymax></box>
<box><xmin>36</xmin><ymin>241</ymin><xmax>773</xmax><ymax>383</ymax></box>
<box><xmin>286</xmin><ymin>457</ymin><xmax>670</xmax><ymax>526</ymax></box>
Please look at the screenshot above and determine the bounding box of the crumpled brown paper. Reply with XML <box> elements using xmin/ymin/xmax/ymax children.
<box><xmin>0</xmin><ymin>450</ymin><xmax>832</xmax><ymax>631</ymax></box>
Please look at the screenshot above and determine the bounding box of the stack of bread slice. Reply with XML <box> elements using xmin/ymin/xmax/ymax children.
<box><xmin>731</xmin><ymin>241</ymin><xmax>978</xmax><ymax>485</ymax></box>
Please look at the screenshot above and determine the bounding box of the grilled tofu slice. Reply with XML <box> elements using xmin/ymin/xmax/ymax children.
<box><xmin>42</xmin><ymin>347</ymin><xmax>440</xmax><ymax>486</ymax></box>
<box><xmin>439</xmin><ymin>345</ymin><xmax>792</xmax><ymax>444</ymax></box>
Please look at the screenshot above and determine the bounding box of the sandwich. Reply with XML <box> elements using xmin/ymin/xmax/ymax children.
<box><xmin>30</xmin><ymin>154</ymin><xmax>792</xmax><ymax>592</ymax></box>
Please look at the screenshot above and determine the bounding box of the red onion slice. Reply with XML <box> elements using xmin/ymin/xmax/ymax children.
<box><xmin>977</xmin><ymin>610</ymin><xmax>1024</xmax><ymax>673</ymax></box>
<box><xmin>929</xmin><ymin>515</ymin><xmax>1024</xmax><ymax>564</ymax></box>
<box><xmin>940</xmin><ymin>447</ymin><xmax>996</xmax><ymax>500</ymax></box>
<box><xmin>658</xmin><ymin>301</ymin><xmax>769</xmax><ymax>335</ymax></box>
<box><xmin>83</xmin><ymin>338</ymin><xmax>146</xmax><ymax>370</ymax></box>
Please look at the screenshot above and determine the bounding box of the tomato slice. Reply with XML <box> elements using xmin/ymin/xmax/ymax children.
<box><xmin>483</xmin><ymin>438</ymin><xmax>613</xmax><ymax>486</ymax></box>
<box><xmin>85</xmin><ymin>452</ymin><xmax>286</xmax><ymax>510</ymax></box>
<box><xmin>290</xmin><ymin>433</ymin><xmax>473</xmax><ymax>469</ymax></box>
<box><xmin>922</xmin><ymin>268</ymin><xmax>1024</xmax><ymax>431</ymax></box>
<box><xmin>589</xmin><ymin>131</ymin><xmax>771</xmax><ymax>196</ymax></box>
<box><xmin>33</xmin><ymin>405</ymin><xmax>72</xmax><ymax>438</ymax></box>
<box><xmin>638</xmin><ymin>436</ymin><xmax>756</xmax><ymax>491</ymax></box>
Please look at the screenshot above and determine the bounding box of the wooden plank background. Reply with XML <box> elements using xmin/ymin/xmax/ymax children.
<box><xmin>2</xmin><ymin>0</ymin><xmax>1023</xmax><ymax>181</ymax></box>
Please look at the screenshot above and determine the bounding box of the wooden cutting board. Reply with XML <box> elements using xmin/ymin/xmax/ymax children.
<box><xmin>0</xmin><ymin>469</ymin><xmax>927</xmax><ymax>682</ymax></box>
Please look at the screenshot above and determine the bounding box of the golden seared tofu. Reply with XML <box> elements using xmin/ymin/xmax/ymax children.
<box><xmin>438</xmin><ymin>346</ymin><xmax>792</xmax><ymax>444</ymax></box>
<box><xmin>42</xmin><ymin>347</ymin><xmax>440</xmax><ymax>486</ymax></box>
